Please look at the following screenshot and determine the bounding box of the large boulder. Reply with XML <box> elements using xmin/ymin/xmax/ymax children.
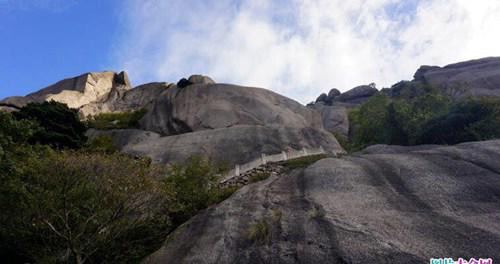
<box><xmin>337</xmin><ymin>84</ymin><xmax>378</xmax><ymax>104</ymax></box>
<box><xmin>87</xmin><ymin>125</ymin><xmax>344</xmax><ymax>166</ymax></box>
<box><xmin>26</xmin><ymin>71</ymin><xmax>131</xmax><ymax>111</ymax></box>
<box><xmin>188</xmin><ymin>74</ymin><xmax>215</xmax><ymax>85</ymax></box>
<box><xmin>412</xmin><ymin>57</ymin><xmax>500</xmax><ymax>98</ymax></box>
<box><xmin>327</xmin><ymin>88</ymin><xmax>341</xmax><ymax>98</ymax></box>
<box><xmin>140</xmin><ymin>83</ymin><xmax>324</xmax><ymax>136</ymax></box>
<box><xmin>145</xmin><ymin>140</ymin><xmax>500</xmax><ymax>263</ymax></box>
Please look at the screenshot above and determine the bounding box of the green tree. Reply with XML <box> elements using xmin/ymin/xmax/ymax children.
<box><xmin>165</xmin><ymin>156</ymin><xmax>229</xmax><ymax>226</ymax></box>
<box><xmin>416</xmin><ymin>98</ymin><xmax>500</xmax><ymax>144</ymax></box>
<box><xmin>349</xmin><ymin>94</ymin><xmax>392</xmax><ymax>150</ymax></box>
<box><xmin>0</xmin><ymin>150</ymin><xmax>173</xmax><ymax>263</ymax></box>
<box><xmin>13</xmin><ymin>101</ymin><xmax>87</xmax><ymax>149</ymax></box>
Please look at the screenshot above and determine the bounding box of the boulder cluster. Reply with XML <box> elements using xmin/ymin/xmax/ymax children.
<box><xmin>314</xmin><ymin>84</ymin><xmax>377</xmax><ymax>106</ymax></box>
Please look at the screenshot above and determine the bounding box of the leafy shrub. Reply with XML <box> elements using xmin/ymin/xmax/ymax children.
<box><xmin>247</xmin><ymin>219</ymin><xmax>270</xmax><ymax>245</ymax></box>
<box><xmin>348</xmin><ymin>94</ymin><xmax>394</xmax><ymax>150</ymax></box>
<box><xmin>86</xmin><ymin>109</ymin><xmax>147</xmax><ymax>130</ymax></box>
<box><xmin>164</xmin><ymin>156</ymin><xmax>232</xmax><ymax>226</ymax></box>
<box><xmin>13</xmin><ymin>101</ymin><xmax>87</xmax><ymax>149</ymax></box>
<box><xmin>85</xmin><ymin>135</ymin><xmax>118</xmax><ymax>154</ymax></box>
<box><xmin>308</xmin><ymin>205</ymin><xmax>325</xmax><ymax>219</ymax></box>
<box><xmin>0</xmin><ymin>111</ymin><xmax>40</xmax><ymax>157</ymax></box>
<box><xmin>249</xmin><ymin>171</ymin><xmax>271</xmax><ymax>183</ymax></box>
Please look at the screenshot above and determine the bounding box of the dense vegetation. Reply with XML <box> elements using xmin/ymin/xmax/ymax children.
<box><xmin>13</xmin><ymin>101</ymin><xmax>87</xmax><ymax>149</ymax></box>
<box><xmin>345</xmin><ymin>89</ymin><xmax>500</xmax><ymax>151</ymax></box>
<box><xmin>86</xmin><ymin>109</ymin><xmax>147</xmax><ymax>130</ymax></box>
<box><xmin>0</xmin><ymin>104</ymin><xmax>236</xmax><ymax>263</ymax></box>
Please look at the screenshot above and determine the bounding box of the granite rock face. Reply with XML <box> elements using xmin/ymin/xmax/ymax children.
<box><xmin>336</xmin><ymin>84</ymin><xmax>378</xmax><ymax>104</ymax></box>
<box><xmin>309</xmin><ymin>103</ymin><xmax>349</xmax><ymax>136</ymax></box>
<box><xmin>87</xmin><ymin>125</ymin><xmax>344</xmax><ymax>166</ymax></box>
<box><xmin>145</xmin><ymin>140</ymin><xmax>500</xmax><ymax>263</ymax></box>
<box><xmin>140</xmin><ymin>83</ymin><xmax>324</xmax><ymax>136</ymax></box>
<box><xmin>27</xmin><ymin>71</ymin><xmax>131</xmax><ymax>112</ymax></box>
<box><xmin>412</xmin><ymin>57</ymin><xmax>500</xmax><ymax>98</ymax></box>
<box><xmin>0</xmin><ymin>71</ymin><xmax>170</xmax><ymax>117</ymax></box>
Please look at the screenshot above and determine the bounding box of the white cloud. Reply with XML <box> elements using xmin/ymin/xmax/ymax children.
<box><xmin>114</xmin><ymin>0</ymin><xmax>500</xmax><ymax>104</ymax></box>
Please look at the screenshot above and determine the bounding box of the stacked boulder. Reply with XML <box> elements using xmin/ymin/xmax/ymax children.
<box><xmin>309</xmin><ymin>84</ymin><xmax>378</xmax><ymax>137</ymax></box>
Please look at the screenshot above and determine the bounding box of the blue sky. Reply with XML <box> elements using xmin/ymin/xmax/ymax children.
<box><xmin>1</xmin><ymin>0</ymin><xmax>500</xmax><ymax>103</ymax></box>
<box><xmin>0</xmin><ymin>0</ymin><xmax>121</xmax><ymax>98</ymax></box>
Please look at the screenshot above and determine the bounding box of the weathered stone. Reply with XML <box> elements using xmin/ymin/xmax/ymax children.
<box><xmin>188</xmin><ymin>74</ymin><xmax>215</xmax><ymax>85</ymax></box>
<box><xmin>87</xmin><ymin>125</ymin><xmax>344</xmax><ymax>166</ymax></box>
<box><xmin>310</xmin><ymin>103</ymin><xmax>349</xmax><ymax>136</ymax></box>
<box><xmin>0</xmin><ymin>72</ymin><xmax>172</xmax><ymax>117</ymax></box>
<box><xmin>139</xmin><ymin>83</ymin><xmax>324</xmax><ymax>136</ymax></box>
<box><xmin>411</xmin><ymin>57</ymin><xmax>500</xmax><ymax>98</ymax></box>
<box><xmin>337</xmin><ymin>84</ymin><xmax>378</xmax><ymax>103</ymax></box>
<box><xmin>145</xmin><ymin>140</ymin><xmax>500</xmax><ymax>263</ymax></box>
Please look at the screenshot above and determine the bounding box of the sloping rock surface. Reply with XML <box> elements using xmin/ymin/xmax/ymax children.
<box><xmin>88</xmin><ymin>125</ymin><xmax>344</xmax><ymax>166</ymax></box>
<box><xmin>140</xmin><ymin>83</ymin><xmax>324</xmax><ymax>136</ymax></box>
<box><xmin>145</xmin><ymin>140</ymin><xmax>500</xmax><ymax>263</ymax></box>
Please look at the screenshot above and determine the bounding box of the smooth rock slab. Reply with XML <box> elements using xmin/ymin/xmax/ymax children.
<box><xmin>145</xmin><ymin>140</ymin><xmax>500</xmax><ymax>263</ymax></box>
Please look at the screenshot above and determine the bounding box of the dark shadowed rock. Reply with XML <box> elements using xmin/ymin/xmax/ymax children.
<box><xmin>145</xmin><ymin>140</ymin><xmax>500</xmax><ymax>263</ymax></box>
<box><xmin>315</xmin><ymin>93</ymin><xmax>328</xmax><ymax>103</ymax></box>
<box><xmin>177</xmin><ymin>78</ymin><xmax>193</xmax><ymax>88</ymax></box>
<box><xmin>139</xmin><ymin>83</ymin><xmax>324</xmax><ymax>136</ymax></box>
<box><xmin>87</xmin><ymin>125</ymin><xmax>344</xmax><ymax>166</ymax></box>
<box><xmin>328</xmin><ymin>88</ymin><xmax>341</xmax><ymax>98</ymax></box>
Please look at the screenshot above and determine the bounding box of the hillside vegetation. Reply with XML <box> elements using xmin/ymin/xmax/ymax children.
<box><xmin>0</xmin><ymin>103</ymin><xmax>236</xmax><ymax>263</ymax></box>
<box><xmin>344</xmin><ymin>89</ymin><xmax>500</xmax><ymax>151</ymax></box>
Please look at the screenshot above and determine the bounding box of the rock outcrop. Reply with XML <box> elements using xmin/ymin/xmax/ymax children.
<box><xmin>336</xmin><ymin>84</ymin><xmax>378</xmax><ymax>104</ymax></box>
<box><xmin>145</xmin><ymin>140</ymin><xmax>500</xmax><ymax>263</ymax></box>
<box><xmin>314</xmin><ymin>85</ymin><xmax>377</xmax><ymax>106</ymax></box>
<box><xmin>87</xmin><ymin>125</ymin><xmax>343</xmax><ymax>166</ymax></box>
<box><xmin>140</xmin><ymin>83</ymin><xmax>324</xmax><ymax>136</ymax></box>
<box><xmin>0</xmin><ymin>71</ymin><xmax>171</xmax><ymax>117</ymax></box>
<box><xmin>27</xmin><ymin>71</ymin><xmax>131</xmax><ymax>112</ymax></box>
<box><xmin>310</xmin><ymin>84</ymin><xmax>378</xmax><ymax>136</ymax></box>
<box><xmin>410</xmin><ymin>57</ymin><xmax>500</xmax><ymax>98</ymax></box>
<box><xmin>309</xmin><ymin>103</ymin><xmax>349</xmax><ymax>136</ymax></box>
